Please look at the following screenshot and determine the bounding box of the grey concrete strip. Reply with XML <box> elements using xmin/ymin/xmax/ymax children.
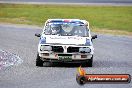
<box><xmin>0</xmin><ymin>1</ymin><xmax>132</xmax><ymax>6</ymax></box>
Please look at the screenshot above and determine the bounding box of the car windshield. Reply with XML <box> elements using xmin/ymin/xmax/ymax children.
<box><xmin>44</xmin><ymin>23</ymin><xmax>89</xmax><ymax>37</ymax></box>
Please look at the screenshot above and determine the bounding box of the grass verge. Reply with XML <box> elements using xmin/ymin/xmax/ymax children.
<box><xmin>0</xmin><ymin>4</ymin><xmax>132</xmax><ymax>35</ymax></box>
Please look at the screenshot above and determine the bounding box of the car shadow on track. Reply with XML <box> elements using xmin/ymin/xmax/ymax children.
<box><xmin>41</xmin><ymin>62</ymin><xmax>91</xmax><ymax>68</ymax></box>
<box><xmin>51</xmin><ymin>63</ymin><xmax>83</xmax><ymax>67</ymax></box>
<box><xmin>43</xmin><ymin>60</ymin><xmax>132</xmax><ymax>68</ymax></box>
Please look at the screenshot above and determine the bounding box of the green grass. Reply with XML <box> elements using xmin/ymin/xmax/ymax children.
<box><xmin>0</xmin><ymin>4</ymin><xmax>132</xmax><ymax>34</ymax></box>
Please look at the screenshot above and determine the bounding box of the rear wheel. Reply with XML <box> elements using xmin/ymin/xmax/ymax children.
<box><xmin>36</xmin><ymin>53</ymin><xmax>43</xmax><ymax>67</ymax></box>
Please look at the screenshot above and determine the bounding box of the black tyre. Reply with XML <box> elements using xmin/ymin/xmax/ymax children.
<box><xmin>36</xmin><ymin>53</ymin><xmax>43</xmax><ymax>67</ymax></box>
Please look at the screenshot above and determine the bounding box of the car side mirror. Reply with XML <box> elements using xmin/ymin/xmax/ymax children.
<box><xmin>92</xmin><ymin>35</ymin><xmax>97</xmax><ymax>39</ymax></box>
<box><xmin>35</xmin><ymin>33</ymin><xmax>41</xmax><ymax>37</ymax></box>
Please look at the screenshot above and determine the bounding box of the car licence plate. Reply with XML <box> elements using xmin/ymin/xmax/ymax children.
<box><xmin>58</xmin><ymin>56</ymin><xmax>72</xmax><ymax>61</ymax></box>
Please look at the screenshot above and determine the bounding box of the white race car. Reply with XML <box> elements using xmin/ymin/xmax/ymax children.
<box><xmin>35</xmin><ymin>19</ymin><xmax>97</xmax><ymax>67</ymax></box>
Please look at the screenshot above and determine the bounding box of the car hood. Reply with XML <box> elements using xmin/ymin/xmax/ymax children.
<box><xmin>42</xmin><ymin>35</ymin><xmax>90</xmax><ymax>45</ymax></box>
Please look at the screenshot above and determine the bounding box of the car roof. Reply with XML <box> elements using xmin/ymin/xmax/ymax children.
<box><xmin>45</xmin><ymin>19</ymin><xmax>89</xmax><ymax>29</ymax></box>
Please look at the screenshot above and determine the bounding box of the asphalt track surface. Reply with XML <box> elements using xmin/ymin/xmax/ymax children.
<box><xmin>0</xmin><ymin>24</ymin><xmax>132</xmax><ymax>88</ymax></box>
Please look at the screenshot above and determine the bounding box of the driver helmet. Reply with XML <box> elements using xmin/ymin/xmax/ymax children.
<box><xmin>51</xmin><ymin>24</ymin><xmax>61</xmax><ymax>34</ymax></box>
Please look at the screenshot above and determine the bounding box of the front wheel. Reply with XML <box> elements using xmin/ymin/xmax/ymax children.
<box><xmin>36</xmin><ymin>53</ymin><xmax>43</xmax><ymax>67</ymax></box>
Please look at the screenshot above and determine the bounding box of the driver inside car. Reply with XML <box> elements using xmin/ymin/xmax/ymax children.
<box><xmin>51</xmin><ymin>24</ymin><xmax>61</xmax><ymax>35</ymax></box>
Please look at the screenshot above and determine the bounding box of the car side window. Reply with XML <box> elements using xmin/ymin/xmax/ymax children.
<box><xmin>45</xmin><ymin>25</ymin><xmax>51</xmax><ymax>34</ymax></box>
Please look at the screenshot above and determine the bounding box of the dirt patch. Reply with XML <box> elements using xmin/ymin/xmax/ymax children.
<box><xmin>0</xmin><ymin>49</ymin><xmax>23</xmax><ymax>70</ymax></box>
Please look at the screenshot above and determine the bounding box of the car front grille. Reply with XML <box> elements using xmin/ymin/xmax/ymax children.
<box><xmin>67</xmin><ymin>47</ymin><xmax>79</xmax><ymax>53</ymax></box>
<box><xmin>51</xmin><ymin>46</ymin><xmax>64</xmax><ymax>53</ymax></box>
<box><xmin>58</xmin><ymin>54</ymin><xmax>72</xmax><ymax>56</ymax></box>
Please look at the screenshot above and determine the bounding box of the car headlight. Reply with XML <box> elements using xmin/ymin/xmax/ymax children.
<box><xmin>39</xmin><ymin>37</ymin><xmax>46</xmax><ymax>44</ymax></box>
<box><xmin>85</xmin><ymin>39</ymin><xmax>91</xmax><ymax>46</ymax></box>
<box><xmin>79</xmin><ymin>47</ymin><xmax>91</xmax><ymax>53</ymax></box>
<box><xmin>40</xmin><ymin>45</ymin><xmax>52</xmax><ymax>51</ymax></box>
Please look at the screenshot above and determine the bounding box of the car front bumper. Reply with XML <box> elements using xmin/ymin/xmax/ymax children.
<box><xmin>39</xmin><ymin>52</ymin><xmax>93</xmax><ymax>62</ymax></box>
